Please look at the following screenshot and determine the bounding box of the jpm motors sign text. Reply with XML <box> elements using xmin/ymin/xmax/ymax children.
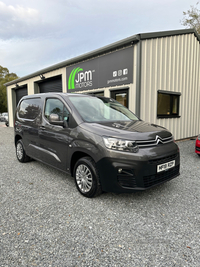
<box><xmin>66</xmin><ymin>46</ymin><xmax>133</xmax><ymax>92</ymax></box>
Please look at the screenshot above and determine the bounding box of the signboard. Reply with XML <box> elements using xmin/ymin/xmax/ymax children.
<box><xmin>66</xmin><ymin>46</ymin><xmax>133</xmax><ymax>92</ymax></box>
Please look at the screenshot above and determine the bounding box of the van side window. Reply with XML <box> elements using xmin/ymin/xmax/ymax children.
<box><xmin>18</xmin><ymin>98</ymin><xmax>41</xmax><ymax>120</ymax></box>
<box><xmin>44</xmin><ymin>98</ymin><xmax>69</xmax><ymax>121</ymax></box>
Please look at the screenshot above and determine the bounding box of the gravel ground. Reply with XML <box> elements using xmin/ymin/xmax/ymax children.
<box><xmin>0</xmin><ymin>124</ymin><xmax>200</xmax><ymax>267</ymax></box>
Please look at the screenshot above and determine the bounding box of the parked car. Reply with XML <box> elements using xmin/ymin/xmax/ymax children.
<box><xmin>0</xmin><ymin>112</ymin><xmax>8</xmax><ymax>122</ymax></box>
<box><xmin>14</xmin><ymin>93</ymin><xmax>180</xmax><ymax>197</ymax></box>
<box><xmin>195</xmin><ymin>135</ymin><xmax>200</xmax><ymax>156</ymax></box>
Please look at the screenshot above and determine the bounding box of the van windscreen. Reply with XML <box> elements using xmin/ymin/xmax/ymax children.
<box><xmin>68</xmin><ymin>96</ymin><xmax>139</xmax><ymax>122</ymax></box>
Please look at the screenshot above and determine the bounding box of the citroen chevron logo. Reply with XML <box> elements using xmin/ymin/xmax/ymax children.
<box><xmin>68</xmin><ymin>67</ymin><xmax>83</xmax><ymax>90</ymax></box>
<box><xmin>155</xmin><ymin>135</ymin><xmax>163</xmax><ymax>145</ymax></box>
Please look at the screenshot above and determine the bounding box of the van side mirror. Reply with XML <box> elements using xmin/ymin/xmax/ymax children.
<box><xmin>49</xmin><ymin>113</ymin><xmax>64</xmax><ymax>127</ymax></box>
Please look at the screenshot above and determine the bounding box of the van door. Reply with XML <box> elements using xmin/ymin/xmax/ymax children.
<box><xmin>17</xmin><ymin>97</ymin><xmax>42</xmax><ymax>158</ymax></box>
<box><xmin>38</xmin><ymin>97</ymin><xmax>71</xmax><ymax>171</ymax></box>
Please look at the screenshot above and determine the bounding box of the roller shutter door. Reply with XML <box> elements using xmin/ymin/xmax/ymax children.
<box><xmin>16</xmin><ymin>86</ymin><xmax>27</xmax><ymax>105</ymax></box>
<box><xmin>39</xmin><ymin>76</ymin><xmax>62</xmax><ymax>93</ymax></box>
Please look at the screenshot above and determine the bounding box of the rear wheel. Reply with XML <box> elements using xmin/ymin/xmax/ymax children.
<box><xmin>74</xmin><ymin>157</ymin><xmax>102</xmax><ymax>198</ymax></box>
<box><xmin>16</xmin><ymin>140</ymin><xmax>31</xmax><ymax>163</ymax></box>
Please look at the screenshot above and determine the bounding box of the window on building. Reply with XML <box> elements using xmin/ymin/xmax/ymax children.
<box><xmin>111</xmin><ymin>89</ymin><xmax>129</xmax><ymax>108</ymax></box>
<box><xmin>157</xmin><ymin>91</ymin><xmax>181</xmax><ymax>118</ymax></box>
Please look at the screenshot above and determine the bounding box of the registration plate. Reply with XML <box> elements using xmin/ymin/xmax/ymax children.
<box><xmin>157</xmin><ymin>160</ymin><xmax>175</xmax><ymax>173</ymax></box>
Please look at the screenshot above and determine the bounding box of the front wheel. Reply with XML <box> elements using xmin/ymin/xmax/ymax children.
<box><xmin>73</xmin><ymin>157</ymin><xmax>102</xmax><ymax>198</ymax></box>
<box><xmin>16</xmin><ymin>140</ymin><xmax>31</xmax><ymax>163</ymax></box>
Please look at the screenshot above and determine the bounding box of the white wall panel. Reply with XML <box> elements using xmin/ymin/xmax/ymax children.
<box><xmin>140</xmin><ymin>33</ymin><xmax>200</xmax><ymax>140</ymax></box>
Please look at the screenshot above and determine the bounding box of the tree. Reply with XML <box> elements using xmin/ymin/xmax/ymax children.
<box><xmin>181</xmin><ymin>2</ymin><xmax>200</xmax><ymax>35</ymax></box>
<box><xmin>0</xmin><ymin>66</ymin><xmax>18</xmax><ymax>113</ymax></box>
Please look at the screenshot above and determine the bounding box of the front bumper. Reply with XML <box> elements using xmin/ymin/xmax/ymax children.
<box><xmin>96</xmin><ymin>146</ymin><xmax>180</xmax><ymax>193</ymax></box>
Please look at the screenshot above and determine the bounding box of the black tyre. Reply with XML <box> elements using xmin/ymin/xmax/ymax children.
<box><xmin>73</xmin><ymin>157</ymin><xmax>102</xmax><ymax>198</ymax></box>
<box><xmin>16</xmin><ymin>140</ymin><xmax>31</xmax><ymax>163</ymax></box>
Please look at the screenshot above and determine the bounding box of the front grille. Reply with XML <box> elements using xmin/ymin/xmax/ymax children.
<box><xmin>149</xmin><ymin>153</ymin><xmax>178</xmax><ymax>165</ymax></box>
<box><xmin>137</xmin><ymin>136</ymin><xmax>173</xmax><ymax>148</ymax></box>
<box><xmin>196</xmin><ymin>146</ymin><xmax>200</xmax><ymax>151</ymax></box>
<box><xmin>117</xmin><ymin>169</ymin><xmax>136</xmax><ymax>188</ymax></box>
<box><xmin>143</xmin><ymin>165</ymin><xmax>179</xmax><ymax>188</ymax></box>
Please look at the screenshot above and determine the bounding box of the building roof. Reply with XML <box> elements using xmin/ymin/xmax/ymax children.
<box><xmin>5</xmin><ymin>28</ymin><xmax>200</xmax><ymax>86</ymax></box>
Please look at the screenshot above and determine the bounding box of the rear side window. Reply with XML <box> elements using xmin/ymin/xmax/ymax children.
<box><xmin>18</xmin><ymin>98</ymin><xmax>41</xmax><ymax>120</ymax></box>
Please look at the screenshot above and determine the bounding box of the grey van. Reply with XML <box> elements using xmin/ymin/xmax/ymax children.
<box><xmin>14</xmin><ymin>93</ymin><xmax>180</xmax><ymax>197</ymax></box>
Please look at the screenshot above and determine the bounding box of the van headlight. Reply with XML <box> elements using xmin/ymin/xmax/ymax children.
<box><xmin>103</xmin><ymin>137</ymin><xmax>139</xmax><ymax>153</ymax></box>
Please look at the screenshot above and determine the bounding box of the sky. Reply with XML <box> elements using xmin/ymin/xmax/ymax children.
<box><xmin>0</xmin><ymin>0</ymin><xmax>198</xmax><ymax>78</ymax></box>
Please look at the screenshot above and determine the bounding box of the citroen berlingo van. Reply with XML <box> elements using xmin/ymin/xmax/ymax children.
<box><xmin>14</xmin><ymin>93</ymin><xmax>180</xmax><ymax>197</ymax></box>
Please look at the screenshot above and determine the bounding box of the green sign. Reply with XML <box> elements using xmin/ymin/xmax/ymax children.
<box><xmin>68</xmin><ymin>67</ymin><xmax>83</xmax><ymax>90</ymax></box>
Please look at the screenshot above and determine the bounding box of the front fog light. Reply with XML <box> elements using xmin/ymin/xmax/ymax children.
<box><xmin>118</xmin><ymin>168</ymin><xmax>123</xmax><ymax>173</ymax></box>
<box><xmin>103</xmin><ymin>137</ymin><xmax>139</xmax><ymax>153</ymax></box>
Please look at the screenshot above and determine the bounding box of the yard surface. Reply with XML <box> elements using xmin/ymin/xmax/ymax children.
<box><xmin>0</xmin><ymin>125</ymin><xmax>200</xmax><ymax>266</ymax></box>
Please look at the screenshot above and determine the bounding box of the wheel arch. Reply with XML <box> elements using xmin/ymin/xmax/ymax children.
<box><xmin>15</xmin><ymin>134</ymin><xmax>22</xmax><ymax>147</ymax></box>
<box><xmin>70</xmin><ymin>151</ymin><xmax>95</xmax><ymax>177</ymax></box>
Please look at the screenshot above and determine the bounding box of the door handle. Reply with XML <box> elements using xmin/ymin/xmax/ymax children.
<box><xmin>40</xmin><ymin>126</ymin><xmax>46</xmax><ymax>130</ymax></box>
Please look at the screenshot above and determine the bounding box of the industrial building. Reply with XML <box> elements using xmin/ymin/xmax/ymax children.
<box><xmin>5</xmin><ymin>28</ymin><xmax>200</xmax><ymax>140</ymax></box>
